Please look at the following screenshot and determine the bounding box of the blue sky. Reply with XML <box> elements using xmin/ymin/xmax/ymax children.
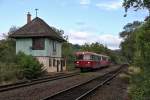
<box><xmin>0</xmin><ymin>0</ymin><xmax>148</xmax><ymax>49</ymax></box>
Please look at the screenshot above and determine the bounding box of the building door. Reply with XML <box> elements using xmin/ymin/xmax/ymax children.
<box><xmin>60</xmin><ymin>60</ymin><xmax>63</xmax><ymax>72</ymax></box>
<box><xmin>57</xmin><ymin>60</ymin><xmax>59</xmax><ymax>72</ymax></box>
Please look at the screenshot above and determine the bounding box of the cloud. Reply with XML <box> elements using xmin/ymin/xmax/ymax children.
<box><xmin>66</xmin><ymin>30</ymin><xmax>122</xmax><ymax>50</ymax></box>
<box><xmin>0</xmin><ymin>33</ymin><xmax>6</xmax><ymax>40</ymax></box>
<box><xmin>96</xmin><ymin>0</ymin><xmax>122</xmax><ymax>10</ymax></box>
<box><xmin>80</xmin><ymin>0</ymin><xmax>90</xmax><ymax>5</ymax></box>
<box><xmin>97</xmin><ymin>34</ymin><xmax>122</xmax><ymax>50</ymax></box>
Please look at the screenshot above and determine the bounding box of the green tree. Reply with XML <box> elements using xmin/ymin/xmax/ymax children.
<box><xmin>0</xmin><ymin>26</ymin><xmax>18</xmax><ymax>63</ymax></box>
<box><xmin>123</xmin><ymin>0</ymin><xmax>150</xmax><ymax>13</ymax></box>
<box><xmin>81</xmin><ymin>42</ymin><xmax>106</xmax><ymax>54</ymax></box>
<box><xmin>134</xmin><ymin>19</ymin><xmax>150</xmax><ymax>67</ymax></box>
<box><xmin>62</xmin><ymin>42</ymin><xmax>81</xmax><ymax>70</ymax></box>
<box><xmin>121</xmin><ymin>2</ymin><xmax>150</xmax><ymax>98</ymax></box>
<box><xmin>119</xmin><ymin>21</ymin><xmax>142</xmax><ymax>63</ymax></box>
<box><xmin>128</xmin><ymin>20</ymin><xmax>150</xmax><ymax>100</ymax></box>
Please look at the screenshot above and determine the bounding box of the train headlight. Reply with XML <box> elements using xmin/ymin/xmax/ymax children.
<box><xmin>87</xmin><ymin>62</ymin><xmax>90</xmax><ymax>64</ymax></box>
<box><xmin>76</xmin><ymin>61</ymin><xmax>79</xmax><ymax>64</ymax></box>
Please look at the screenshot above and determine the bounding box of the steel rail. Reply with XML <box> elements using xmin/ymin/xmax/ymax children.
<box><xmin>75</xmin><ymin>67</ymin><xmax>123</xmax><ymax>100</ymax></box>
<box><xmin>0</xmin><ymin>73</ymin><xmax>64</xmax><ymax>88</ymax></box>
<box><xmin>0</xmin><ymin>72</ymin><xmax>80</xmax><ymax>92</ymax></box>
<box><xmin>42</xmin><ymin>65</ymin><xmax>124</xmax><ymax>100</ymax></box>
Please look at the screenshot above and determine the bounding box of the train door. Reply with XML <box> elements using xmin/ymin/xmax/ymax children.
<box><xmin>92</xmin><ymin>55</ymin><xmax>99</xmax><ymax>68</ymax></box>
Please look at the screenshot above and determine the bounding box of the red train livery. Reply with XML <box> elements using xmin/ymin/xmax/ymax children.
<box><xmin>74</xmin><ymin>52</ymin><xmax>111</xmax><ymax>71</ymax></box>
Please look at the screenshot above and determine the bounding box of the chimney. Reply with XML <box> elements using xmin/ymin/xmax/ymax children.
<box><xmin>27</xmin><ymin>12</ymin><xmax>31</xmax><ymax>23</ymax></box>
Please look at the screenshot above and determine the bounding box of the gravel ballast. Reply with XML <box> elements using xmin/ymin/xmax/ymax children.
<box><xmin>82</xmin><ymin>66</ymin><xmax>129</xmax><ymax>100</ymax></box>
<box><xmin>0</xmin><ymin>65</ymin><xmax>121</xmax><ymax>100</ymax></box>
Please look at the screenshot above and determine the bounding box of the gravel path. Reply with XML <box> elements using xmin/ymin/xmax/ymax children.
<box><xmin>82</xmin><ymin>66</ymin><xmax>129</xmax><ymax>100</ymax></box>
<box><xmin>0</xmin><ymin>65</ymin><xmax>120</xmax><ymax>100</ymax></box>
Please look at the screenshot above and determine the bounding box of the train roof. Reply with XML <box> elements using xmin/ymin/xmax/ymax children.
<box><xmin>75</xmin><ymin>51</ymin><xmax>109</xmax><ymax>58</ymax></box>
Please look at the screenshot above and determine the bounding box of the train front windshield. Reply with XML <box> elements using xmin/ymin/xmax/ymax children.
<box><xmin>76</xmin><ymin>54</ymin><xmax>91</xmax><ymax>60</ymax></box>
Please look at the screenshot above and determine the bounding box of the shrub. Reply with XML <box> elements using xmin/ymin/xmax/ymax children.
<box><xmin>129</xmin><ymin>71</ymin><xmax>150</xmax><ymax>100</ymax></box>
<box><xmin>0</xmin><ymin>62</ymin><xmax>20</xmax><ymax>84</ymax></box>
<box><xmin>15</xmin><ymin>52</ymin><xmax>44</xmax><ymax>79</ymax></box>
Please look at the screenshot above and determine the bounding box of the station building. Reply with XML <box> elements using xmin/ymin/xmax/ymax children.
<box><xmin>10</xmin><ymin>13</ymin><xmax>66</xmax><ymax>72</ymax></box>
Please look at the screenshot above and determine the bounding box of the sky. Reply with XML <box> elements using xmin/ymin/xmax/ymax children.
<box><xmin>0</xmin><ymin>0</ymin><xmax>148</xmax><ymax>50</ymax></box>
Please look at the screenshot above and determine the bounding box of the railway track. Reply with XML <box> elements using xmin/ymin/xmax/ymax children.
<box><xmin>0</xmin><ymin>71</ymin><xmax>80</xmax><ymax>92</ymax></box>
<box><xmin>42</xmin><ymin>65</ymin><xmax>125</xmax><ymax>100</ymax></box>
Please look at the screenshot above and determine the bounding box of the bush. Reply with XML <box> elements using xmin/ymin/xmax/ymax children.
<box><xmin>0</xmin><ymin>62</ymin><xmax>20</xmax><ymax>84</ymax></box>
<box><xmin>129</xmin><ymin>70</ymin><xmax>150</xmax><ymax>100</ymax></box>
<box><xmin>15</xmin><ymin>52</ymin><xmax>44</xmax><ymax>79</ymax></box>
<box><xmin>128</xmin><ymin>19</ymin><xmax>150</xmax><ymax>100</ymax></box>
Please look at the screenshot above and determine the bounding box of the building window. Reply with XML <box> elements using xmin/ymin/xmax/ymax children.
<box><xmin>52</xmin><ymin>41</ymin><xmax>56</xmax><ymax>52</ymax></box>
<box><xmin>32</xmin><ymin>38</ymin><xmax>45</xmax><ymax>50</ymax></box>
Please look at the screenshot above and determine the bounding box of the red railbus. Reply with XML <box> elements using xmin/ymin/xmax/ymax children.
<box><xmin>74</xmin><ymin>52</ymin><xmax>111</xmax><ymax>71</ymax></box>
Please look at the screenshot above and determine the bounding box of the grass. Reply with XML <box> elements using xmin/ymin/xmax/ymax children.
<box><xmin>126</xmin><ymin>66</ymin><xmax>150</xmax><ymax>100</ymax></box>
<box><xmin>66</xmin><ymin>64</ymin><xmax>76</xmax><ymax>71</ymax></box>
<box><xmin>128</xmin><ymin>66</ymin><xmax>141</xmax><ymax>75</ymax></box>
<box><xmin>0</xmin><ymin>63</ymin><xmax>20</xmax><ymax>85</ymax></box>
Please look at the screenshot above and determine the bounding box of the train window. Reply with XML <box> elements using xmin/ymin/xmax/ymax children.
<box><xmin>83</xmin><ymin>55</ymin><xmax>91</xmax><ymax>60</ymax></box>
<box><xmin>98</xmin><ymin>56</ymin><xmax>101</xmax><ymax>60</ymax></box>
<box><xmin>93</xmin><ymin>56</ymin><xmax>96</xmax><ymax>60</ymax></box>
<box><xmin>94</xmin><ymin>56</ymin><xmax>99</xmax><ymax>61</ymax></box>
<box><xmin>99</xmin><ymin>57</ymin><xmax>101</xmax><ymax>60</ymax></box>
<box><xmin>76</xmin><ymin>54</ymin><xmax>91</xmax><ymax>60</ymax></box>
<box><xmin>76</xmin><ymin>55</ymin><xmax>83</xmax><ymax>60</ymax></box>
<box><xmin>103</xmin><ymin>57</ymin><xmax>106</xmax><ymax>61</ymax></box>
<box><xmin>90</xmin><ymin>55</ymin><xmax>94</xmax><ymax>60</ymax></box>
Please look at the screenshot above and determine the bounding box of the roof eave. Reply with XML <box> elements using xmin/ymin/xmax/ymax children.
<box><xmin>9</xmin><ymin>35</ymin><xmax>66</xmax><ymax>42</ymax></box>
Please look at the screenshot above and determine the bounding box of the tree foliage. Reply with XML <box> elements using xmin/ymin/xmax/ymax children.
<box><xmin>80</xmin><ymin>42</ymin><xmax>107</xmax><ymax>54</ymax></box>
<box><xmin>130</xmin><ymin>21</ymin><xmax>150</xmax><ymax>98</ymax></box>
<box><xmin>119</xmin><ymin>21</ymin><xmax>142</xmax><ymax>63</ymax></box>
<box><xmin>122</xmin><ymin>1</ymin><xmax>150</xmax><ymax>99</ymax></box>
<box><xmin>120</xmin><ymin>15</ymin><xmax>150</xmax><ymax>99</ymax></box>
<box><xmin>134</xmin><ymin>19</ymin><xmax>150</xmax><ymax>68</ymax></box>
<box><xmin>0</xmin><ymin>26</ymin><xmax>18</xmax><ymax>63</ymax></box>
<box><xmin>123</xmin><ymin>0</ymin><xmax>150</xmax><ymax>12</ymax></box>
<box><xmin>0</xmin><ymin>38</ymin><xmax>16</xmax><ymax>63</ymax></box>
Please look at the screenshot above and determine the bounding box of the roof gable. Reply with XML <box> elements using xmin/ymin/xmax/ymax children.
<box><xmin>10</xmin><ymin>17</ymin><xmax>65</xmax><ymax>42</ymax></box>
